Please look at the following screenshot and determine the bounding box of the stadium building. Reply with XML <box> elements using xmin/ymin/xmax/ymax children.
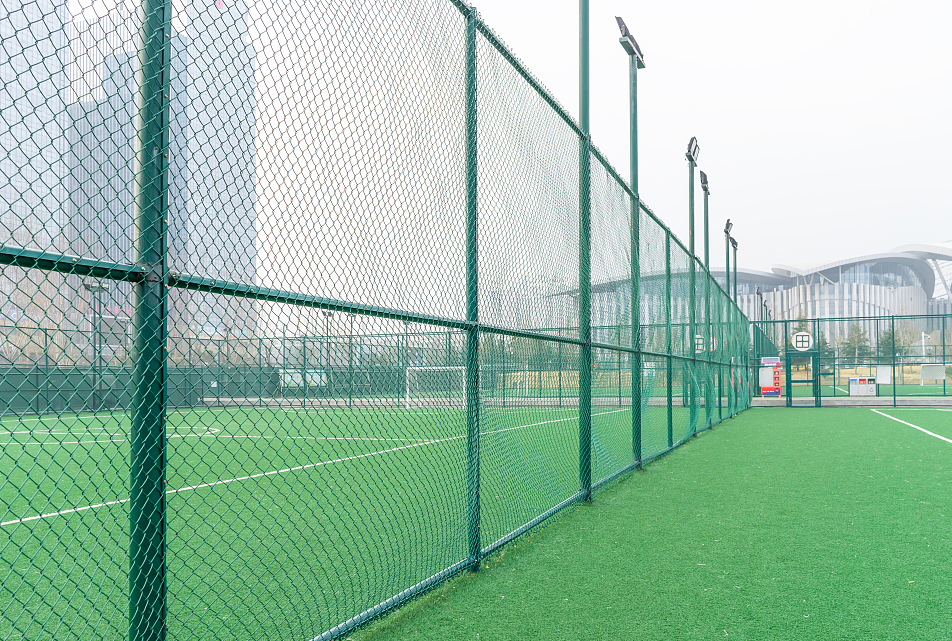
<box><xmin>718</xmin><ymin>243</ymin><xmax>952</xmax><ymax>322</ymax></box>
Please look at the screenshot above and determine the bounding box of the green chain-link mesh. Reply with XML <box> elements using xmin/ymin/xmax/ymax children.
<box><xmin>0</xmin><ymin>1</ymin><xmax>751</xmax><ymax>639</ymax></box>
<box><xmin>751</xmin><ymin>314</ymin><xmax>951</xmax><ymax>406</ymax></box>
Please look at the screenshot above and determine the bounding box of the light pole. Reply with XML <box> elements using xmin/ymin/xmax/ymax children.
<box><xmin>700</xmin><ymin>170</ymin><xmax>711</xmax><ymax>427</ymax></box>
<box><xmin>579</xmin><ymin>0</ymin><xmax>592</xmax><ymax>502</ymax></box>
<box><xmin>700</xmin><ymin>171</ymin><xmax>710</xmax><ymax>269</ymax></box>
<box><xmin>616</xmin><ymin>14</ymin><xmax>644</xmax><ymax>465</ymax></box>
<box><xmin>686</xmin><ymin>137</ymin><xmax>700</xmax><ymax>432</ymax></box>
<box><xmin>686</xmin><ymin>137</ymin><xmax>699</xmax><ymax>261</ymax></box>
<box><xmin>84</xmin><ymin>281</ymin><xmax>108</xmax><ymax>411</ymax></box>
<box><xmin>730</xmin><ymin>236</ymin><xmax>739</xmax><ymax>304</ymax></box>
<box><xmin>724</xmin><ymin>219</ymin><xmax>733</xmax><ymax>298</ymax></box>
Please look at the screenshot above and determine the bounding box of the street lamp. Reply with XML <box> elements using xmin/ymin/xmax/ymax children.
<box><xmin>685</xmin><ymin>137</ymin><xmax>700</xmax><ymax>431</ymax></box>
<box><xmin>730</xmin><ymin>236</ymin><xmax>739</xmax><ymax>303</ymax></box>
<box><xmin>615</xmin><ymin>16</ymin><xmax>645</xmax><ymax>65</ymax></box>
<box><xmin>724</xmin><ymin>219</ymin><xmax>733</xmax><ymax>298</ymax></box>
<box><xmin>700</xmin><ymin>171</ymin><xmax>710</xmax><ymax>269</ymax></box>
<box><xmin>84</xmin><ymin>281</ymin><xmax>109</xmax><ymax>410</ymax></box>
<box><xmin>616</xmin><ymin>14</ymin><xmax>644</xmax><ymax>464</ymax></box>
<box><xmin>686</xmin><ymin>137</ymin><xmax>699</xmax><ymax>260</ymax></box>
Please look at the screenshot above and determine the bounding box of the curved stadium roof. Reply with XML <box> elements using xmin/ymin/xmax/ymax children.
<box><xmin>764</xmin><ymin>242</ymin><xmax>952</xmax><ymax>300</ymax></box>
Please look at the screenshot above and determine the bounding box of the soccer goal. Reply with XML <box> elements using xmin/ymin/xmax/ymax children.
<box><xmin>405</xmin><ymin>366</ymin><xmax>466</xmax><ymax>409</ymax></box>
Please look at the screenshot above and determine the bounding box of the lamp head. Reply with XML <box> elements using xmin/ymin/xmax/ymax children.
<box><xmin>686</xmin><ymin>137</ymin><xmax>700</xmax><ymax>163</ymax></box>
<box><xmin>730</xmin><ymin>237</ymin><xmax>738</xmax><ymax>250</ymax></box>
<box><xmin>615</xmin><ymin>17</ymin><xmax>645</xmax><ymax>67</ymax></box>
<box><xmin>699</xmin><ymin>170</ymin><xmax>709</xmax><ymax>192</ymax></box>
<box><xmin>724</xmin><ymin>219</ymin><xmax>733</xmax><ymax>234</ymax></box>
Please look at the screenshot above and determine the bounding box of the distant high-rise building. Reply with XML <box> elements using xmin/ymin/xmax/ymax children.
<box><xmin>66</xmin><ymin>0</ymin><xmax>258</xmax><ymax>338</ymax></box>
<box><xmin>0</xmin><ymin>0</ymin><xmax>77</xmax><ymax>341</ymax></box>
<box><xmin>0</xmin><ymin>0</ymin><xmax>70</xmax><ymax>253</ymax></box>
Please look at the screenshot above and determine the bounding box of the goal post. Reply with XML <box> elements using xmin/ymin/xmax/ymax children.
<box><xmin>405</xmin><ymin>366</ymin><xmax>466</xmax><ymax>409</ymax></box>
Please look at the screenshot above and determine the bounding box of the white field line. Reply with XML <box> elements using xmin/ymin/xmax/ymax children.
<box><xmin>0</xmin><ymin>406</ymin><xmax>249</xmax><ymax>427</ymax></box>
<box><xmin>0</xmin><ymin>428</ymin><xmax>222</xmax><ymax>447</ymax></box>
<box><xmin>870</xmin><ymin>409</ymin><xmax>952</xmax><ymax>444</ymax></box>
<box><xmin>2</xmin><ymin>408</ymin><xmax>627</xmax><ymax>527</ymax></box>
<box><xmin>0</xmin><ymin>425</ymin><xmax>213</xmax><ymax>436</ymax></box>
<box><xmin>208</xmin><ymin>435</ymin><xmax>423</xmax><ymax>443</ymax></box>
<box><xmin>835</xmin><ymin>387</ymin><xmax>849</xmax><ymax>393</ymax></box>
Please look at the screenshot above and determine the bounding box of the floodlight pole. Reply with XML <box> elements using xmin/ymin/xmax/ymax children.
<box><xmin>732</xmin><ymin>239</ymin><xmax>738</xmax><ymax>304</ymax></box>
<box><xmin>686</xmin><ymin>140</ymin><xmax>698</xmax><ymax>433</ymax></box>
<box><xmin>724</xmin><ymin>221</ymin><xmax>731</xmax><ymax>299</ymax></box>
<box><xmin>579</xmin><ymin>0</ymin><xmax>593</xmax><ymax>502</ymax></box>
<box><xmin>701</xmin><ymin>176</ymin><xmax>711</xmax><ymax>429</ymax></box>
<box><xmin>617</xmin><ymin>14</ymin><xmax>643</xmax><ymax>466</ymax></box>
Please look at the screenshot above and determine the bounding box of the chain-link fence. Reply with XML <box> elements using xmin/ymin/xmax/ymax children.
<box><xmin>751</xmin><ymin>314</ymin><xmax>952</xmax><ymax>406</ymax></box>
<box><xmin>0</xmin><ymin>1</ymin><xmax>751</xmax><ymax>639</ymax></box>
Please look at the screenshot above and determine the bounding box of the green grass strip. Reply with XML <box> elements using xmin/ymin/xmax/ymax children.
<box><xmin>353</xmin><ymin>407</ymin><xmax>952</xmax><ymax>640</ymax></box>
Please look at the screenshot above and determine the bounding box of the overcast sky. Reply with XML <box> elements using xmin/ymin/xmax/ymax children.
<box><xmin>469</xmin><ymin>0</ymin><xmax>952</xmax><ymax>274</ymax></box>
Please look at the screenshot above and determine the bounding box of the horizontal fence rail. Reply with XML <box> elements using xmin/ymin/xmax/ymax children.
<box><xmin>0</xmin><ymin>2</ymin><xmax>751</xmax><ymax>640</ymax></box>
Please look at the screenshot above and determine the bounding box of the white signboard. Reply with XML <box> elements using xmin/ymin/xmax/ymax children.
<box><xmin>921</xmin><ymin>364</ymin><xmax>946</xmax><ymax>383</ymax></box>
<box><xmin>792</xmin><ymin>332</ymin><xmax>814</xmax><ymax>352</ymax></box>
<box><xmin>695</xmin><ymin>335</ymin><xmax>718</xmax><ymax>353</ymax></box>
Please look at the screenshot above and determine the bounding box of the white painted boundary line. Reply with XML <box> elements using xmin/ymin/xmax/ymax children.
<box><xmin>0</xmin><ymin>428</ymin><xmax>223</xmax><ymax>447</ymax></box>
<box><xmin>2</xmin><ymin>407</ymin><xmax>629</xmax><ymax>527</ymax></box>
<box><xmin>870</xmin><ymin>409</ymin><xmax>952</xmax><ymax>444</ymax></box>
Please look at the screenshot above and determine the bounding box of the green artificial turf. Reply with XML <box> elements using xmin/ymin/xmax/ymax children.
<box><xmin>353</xmin><ymin>407</ymin><xmax>952</xmax><ymax>641</ymax></box>
<box><xmin>4</xmin><ymin>402</ymin><xmax>673</xmax><ymax>641</ymax></box>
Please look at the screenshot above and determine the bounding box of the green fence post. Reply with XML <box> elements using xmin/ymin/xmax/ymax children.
<box><xmin>705</xmin><ymin>271</ymin><xmax>711</xmax><ymax>428</ymax></box>
<box><xmin>578</xmin><ymin>0</ymin><xmax>593</xmax><ymax>502</ymax></box>
<box><xmin>129</xmin><ymin>0</ymin><xmax>171</xmax><ymax>638</ymax></box>
<box><xmin>558</xmin><ymin>341</ymin><xmax>563</xmax><ymax>407</ymax></box>
<box><xmin>718</xmin><ymin>292</ymin><xmax>723</xmax><ymax>421</ymax></box>
<box><xmin>348</xmin><ymin>316</ymin><xmax>354</xmax><ymax>408</ymax></box>
<box><xmin>464</xmin><ymin>6</ymin><xmax>481</xmax><ymax>569</ymax></box>
<box><xmin>665</xmin><ymin>230</ymin><xmax>672</xmax><ymax>448</ymax></box>
<box><xmin>892</xmin><ymin>316</ymin><xmax>897</xmax><ymax>408</ymax></box>
<box><xmin>538</xmin><ymin>339</ymin><xmax>544</xmax><ymax>399</ymax></box>
<box><xmin>43</xmin><ymin>327</ymin><xmax>50</xmax><ymax>414</ymax></box>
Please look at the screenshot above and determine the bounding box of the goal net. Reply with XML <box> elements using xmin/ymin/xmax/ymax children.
<box><xmin>405</xmin><ymin>366</ymin><xmax>466</xmax><ymax>409</ymax></box>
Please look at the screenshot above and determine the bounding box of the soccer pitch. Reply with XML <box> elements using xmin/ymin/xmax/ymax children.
<box><xmin>1</xmin><ymin>401</ymin><xmax>691</xmax><ymax>640</ymax></box>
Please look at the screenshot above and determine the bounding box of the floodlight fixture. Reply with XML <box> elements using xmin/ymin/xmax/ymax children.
<box><xmin>615</xmin><ymin>16</ymin><xmax>645</xmax><ymax>68</ymax></box>
<box><xmin>686</xmin><ymin>137</ymin><xmax>700</xmax><ymax>163</ymax></box>
<box><xmin>724</xmin><ymin>219</ymin><xmax>732</xmax><ymax>234</ymax></box>
<box><xmin>729</xmin><ymin>237</ymin><xmax>738</xmax><ymax>249</ymax></box>
<box><xmin>699</xmin><ymin>170</ymin><xmax>709</xmax><ymax>192</ymax></box>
